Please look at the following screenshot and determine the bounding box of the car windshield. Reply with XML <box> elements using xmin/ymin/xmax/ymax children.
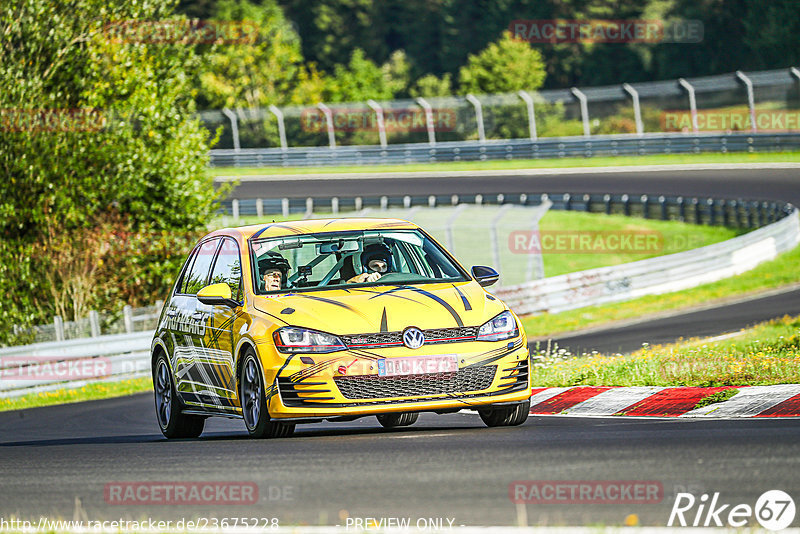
<box><xmin>251</xmin><ymin>229</ymin><xmax>468</xmax><ymax>294</ymax></box>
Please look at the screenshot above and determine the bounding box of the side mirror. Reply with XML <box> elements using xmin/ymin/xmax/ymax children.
<box><xmin>471</xmin><ymin>265</ymin><xmax>499</xmax><ymax>287</ymax></box>
<box><xmin>197</xmin><ymin>283</ymin><xmax>239</xmax><ymax>308</ymax></box>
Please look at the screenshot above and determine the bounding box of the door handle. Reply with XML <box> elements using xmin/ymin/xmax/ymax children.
<box><xmin>191</xmin><ymin>312</ymin><xmax>204</xmax><ymax>321</ymax></box>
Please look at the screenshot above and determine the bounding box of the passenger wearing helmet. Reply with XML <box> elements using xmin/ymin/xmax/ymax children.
<box><xmin>259</xmin><ymin>253</ymin><xmax>290</xmax><ymax>291</ymax></box>
<box><xmin>347</xmin><ymin>242</ymin><xmax>393</xmax><ymax>284</ymax></box>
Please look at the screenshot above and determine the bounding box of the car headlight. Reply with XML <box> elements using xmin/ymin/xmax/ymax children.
<box><xmin>477</xmin><ymin>311</ymin><xmax>518</xmax><ymax>342</ymax></box>
<box><xmin>273</xmin><ymin>327</ymin><xmax>346</xmax><ymax>353</ymax></box>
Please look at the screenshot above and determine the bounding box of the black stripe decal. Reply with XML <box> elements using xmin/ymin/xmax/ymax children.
<box><xmin>367</xmin><ymin>286</ymin><xmax>423</xmax><ymax>304</ymax></box>
<box><xmin>295</xmin><ymin>293</ymin><xmax>354</xmax><ymax>310</ymax></box>
<box><xmin>452</xmin><ymin>284</ymin><xmax>472</xmax><ymax>311</ymax></box>
<box><xmin>406</xmin><ymin>287</ymin><xmax>463</xmax><ymax>327</ymax></box>
<box><xmin>380</xmin><ymin>308</ymin><xmax>388</xmax><ymax>332</ymax></box>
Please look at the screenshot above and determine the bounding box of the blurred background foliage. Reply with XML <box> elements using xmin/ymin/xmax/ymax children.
<box><xmin>184</xmin><ymin>0</ymin><xmax>800</xmax><ymax>105</ymax></box>
<box><xmin>0</xmin><ymin>0</ymin><xmax>219</xmax><ymax>343</ymax></box>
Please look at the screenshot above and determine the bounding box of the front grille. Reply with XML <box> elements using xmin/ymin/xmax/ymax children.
<box><xmin>341</xmin><ymin>326</ymin><xmax>478</xmax><ymax>349</ymax></box>
<box><xmin>333</xmin><ymin>365</ymin><xmax>496</xmax><ymax>400</ymax></box>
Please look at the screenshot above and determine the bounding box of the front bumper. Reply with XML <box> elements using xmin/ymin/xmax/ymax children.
<box><xmin>265</xmin><ymin>338</ymin><xmax>530</xmax><ymax>419</ymax></box>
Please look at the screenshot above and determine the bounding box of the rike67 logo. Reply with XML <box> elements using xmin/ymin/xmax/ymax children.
<box><xmin>668</xmin><ymin>490</ymin><xmax>795</xmax><ymax>530</ymax></box>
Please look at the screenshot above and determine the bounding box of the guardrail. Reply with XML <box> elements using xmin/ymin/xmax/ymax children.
<box><xmin>3</xmin><ymin>195</ymin><xmax>797</xmax><ymax>398</ymax></box>
<box><xmin>210</xmin><ymin>131</ymin><xmax>800</xmax><ymax>168</ymax></box>
<box><xmin>220</xmin><ymin>191</ymin><xmax>791</xmax><ymax>230</ymax></box>
<box><xmin>495</xmin><ymin>206</ymin><xmax>800</xmax><ymax>315</ymax></box>
<box><xmin>10</xmin><ymin>302</ymin><xmax>163</xmax><ymax>346</ymax></box>
<box><xmin>0</xmin><ymin>332</ymin><xmax>152</xmax><ymax>398</ymax></box>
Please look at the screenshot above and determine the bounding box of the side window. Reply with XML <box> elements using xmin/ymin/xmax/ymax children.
<box><xmin>209</xmin><ymin>237</ymin><xmax>242</xmax><ymax>300</ymax></box>
<box><xmin>176</xmin><ymin>249</ymin><xmax>199</xmax><ymax>295</ymax></box>
<box><xmin>183</xmin><ymin>238</ymin><xmax>221</xmax><ymax>295</ymax></box>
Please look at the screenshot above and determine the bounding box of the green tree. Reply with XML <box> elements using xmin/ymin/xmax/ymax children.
<box><xmin>458</xmin><ymin>31</ymin><xmax>546</xmax><ymax>94</ymax></box>
<box><xmin>325</xmin><ymin>48</ymin><xmax>396</xmax><ymax>102</ymax></box>
<box><xmin>0</xmin><ymin>0</ymin><xmax>219</xmax><ymax>339</ymax></box>
<box><xmin>196</xmin><ymin>0</ymin><xmax>326</xmax><ymax>109</ymax></box>
<box><xmin>741</xmin><ymin>0</ymin><xmax>800</xmax><ymax>71</ymax></box>
<box><xmin>279</xmin><ymin>0</ymin><xmax>384</xmax><ymax>73</ymax></box>
<box><xmin>410</xmin><ymin>73</ymin><xmax>453</xmax><ymax>98</ymax></box>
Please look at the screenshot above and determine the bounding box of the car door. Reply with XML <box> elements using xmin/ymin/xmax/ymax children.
<box><xmin>170</xmin><ymin>237</ymin><xmax>221</xmax><ymax>408</ymax></box>
<box><xmin>196</xmin><ymin>236</ymin><xmax>243</xmax><ymax>408</ymax></box>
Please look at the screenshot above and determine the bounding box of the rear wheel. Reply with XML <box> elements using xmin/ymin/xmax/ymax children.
<box><xmin>240</xmin><ymin>350</ymin><xmax>295</xmax><ymax>438</ymax></box>
<box><xmin>376</xmin><ymin>412</ymin><xmax>419</xmax><ymax>428</ymax></box>
<box><xmin>478</xmin><ymin>400</ymin><xmax>530</xmax><ymax>427</ymax></box>
<box><xmin>154</xmin><ymin>355</ymin><xmax>205</xmax><ymax>439</ymax></box>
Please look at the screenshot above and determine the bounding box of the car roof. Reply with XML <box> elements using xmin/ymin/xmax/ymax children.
<box><xmin>205</xmin><ymin>217</ymin><xmax>419</xmax><ymax>241</ymax></box>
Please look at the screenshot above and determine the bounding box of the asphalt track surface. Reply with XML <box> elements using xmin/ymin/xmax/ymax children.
<box><xmin>2</xmin><ymin>167</ymin><xmax>799</xmax><ymax>528</ymax></box>
<box><xmin>228</xmin><ymin>167</ymin><xmax>800</xmax><ymax>205</ymax></box>
<box><xmin>2</xmin><ymin>394</ymin><xmax>800</xmax><ymax>527</ymax></box>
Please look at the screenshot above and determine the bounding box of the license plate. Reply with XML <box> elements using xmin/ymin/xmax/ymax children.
<box><xmin>377</xmin><ymin>354</ymin><xmax>458</xmax><ymax>377</ymax></box>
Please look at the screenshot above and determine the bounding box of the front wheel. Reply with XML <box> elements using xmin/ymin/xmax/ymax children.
<box><xmin>154</xmin><ymin>354</ymin><xmax>205</xmax><ymax>439</ymax></box>
<box><xmin>240</xmin><ymin>351</ymin><xmax>295</xmax><ymax>439</ymax></box>
<box><xmin>478</xmin><ymin>400</ymin><xmax>530</xmax><ymax>427</ymax></box>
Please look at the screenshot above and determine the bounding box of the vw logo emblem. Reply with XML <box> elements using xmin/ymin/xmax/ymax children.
<box><xmin>402</xmin><ymin>327</ymin><xmax>425</xmax><ymax>349</ymax></box>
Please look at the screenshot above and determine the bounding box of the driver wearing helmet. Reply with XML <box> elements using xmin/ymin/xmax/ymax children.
<box><xmin>348</xmin><ymin>242</ymin><xmax>393</xmax><ymax>284</ymax></box>
<box><xmin>259</xmin><ymin>253</ymin><xmax>290</xmax><ymax>291</ymax></box>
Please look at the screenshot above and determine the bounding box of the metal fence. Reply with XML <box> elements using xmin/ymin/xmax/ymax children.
<box><xmin>219</xmin><ymin>191</ymin><xmax>792</xmax><ymax>230</ymax></box>
<box><xmin>0</xmin><ymin>332</ymin><xmax>152</xmax><ymax>398</ymax></box>
<box><xmin>203</xmin><ymin>67</ymin><xmax>800</xmax><ymax>166</ymax></box>
<box><xmin>9</xmin><ymin>302</ymin><xmax>163</xmax><ymax>347</ymax></box>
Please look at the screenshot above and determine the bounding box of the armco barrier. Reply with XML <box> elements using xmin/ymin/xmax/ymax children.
<box><xmin>0</xmin><ymin>332</ymin><xmax>152</xmax><ymax>398</ymax></box>
<box><xmin>495</xmin><ymin>207</ymin><xmax>800</xmax><ymax>315</ymax></box>
<box><xmin>209</xmin><ymin>132</ymin><xmax>800</xmax><ymax>168</ymax></box>
<box><xmin>2</xmin><ymin>203</ymin><xmax>798</xmax><ymax>398</ymax></box>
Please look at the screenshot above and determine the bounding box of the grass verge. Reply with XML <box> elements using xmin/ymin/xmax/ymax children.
<box><xmin>211</xmin><ymin>151</ymin><xmax>800</xmax><ymax>176</ymax></box>
<box><xmin>0</xmin><ymin>377</ymin><xmax>152</xmax><ymax>412</ymax></box>
<box><xmin>521</xmin><ymin>242</ymin><xmax>800</xmax><ymax>338</ymax></box>
<box><xmin>529</xmin><ymin>314</ymin><xmax>800</xmax><ymax>387</ymax></box>
<box><xmin>693</xmin><ymin>388</ymin><xmax>739</xmax><ymax>409</ymax></box>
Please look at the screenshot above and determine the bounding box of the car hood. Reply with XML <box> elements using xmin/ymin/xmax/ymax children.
<box><xmin>252</xmin><ymin>281</ymin><xmax>505</xmax><ymax>334</ymax></box>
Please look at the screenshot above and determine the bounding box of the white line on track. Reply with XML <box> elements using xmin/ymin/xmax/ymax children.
<box><xmin>387</xmin><ymin>432</ymin><xmax>454</xmax><ymax>439</ymax></box>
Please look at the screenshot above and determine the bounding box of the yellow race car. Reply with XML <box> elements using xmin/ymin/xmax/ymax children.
<box><xmin>151</xmin><ymin>218</ymin><xmax>531</xmax><ymax>438</ymax></box>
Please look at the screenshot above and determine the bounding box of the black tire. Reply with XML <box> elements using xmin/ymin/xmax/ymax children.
<box><xmin>376</xmin><ymin>412</ymin><xmax>419</xmax><ymax>428</ymax></box>
<box><xmin>478</xmin><ymin>400</ymin><xmax>530</xmax><ymax>427</ymax></box>
<box><xmin>239</xmin><ymin>350</ymin><xmax>295</xmax><ymax>439</ymax></box>
<box><xmin>153</xmin><ymin>354</ymin><xmax>205</xmax><ymax>439</ymax></box>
